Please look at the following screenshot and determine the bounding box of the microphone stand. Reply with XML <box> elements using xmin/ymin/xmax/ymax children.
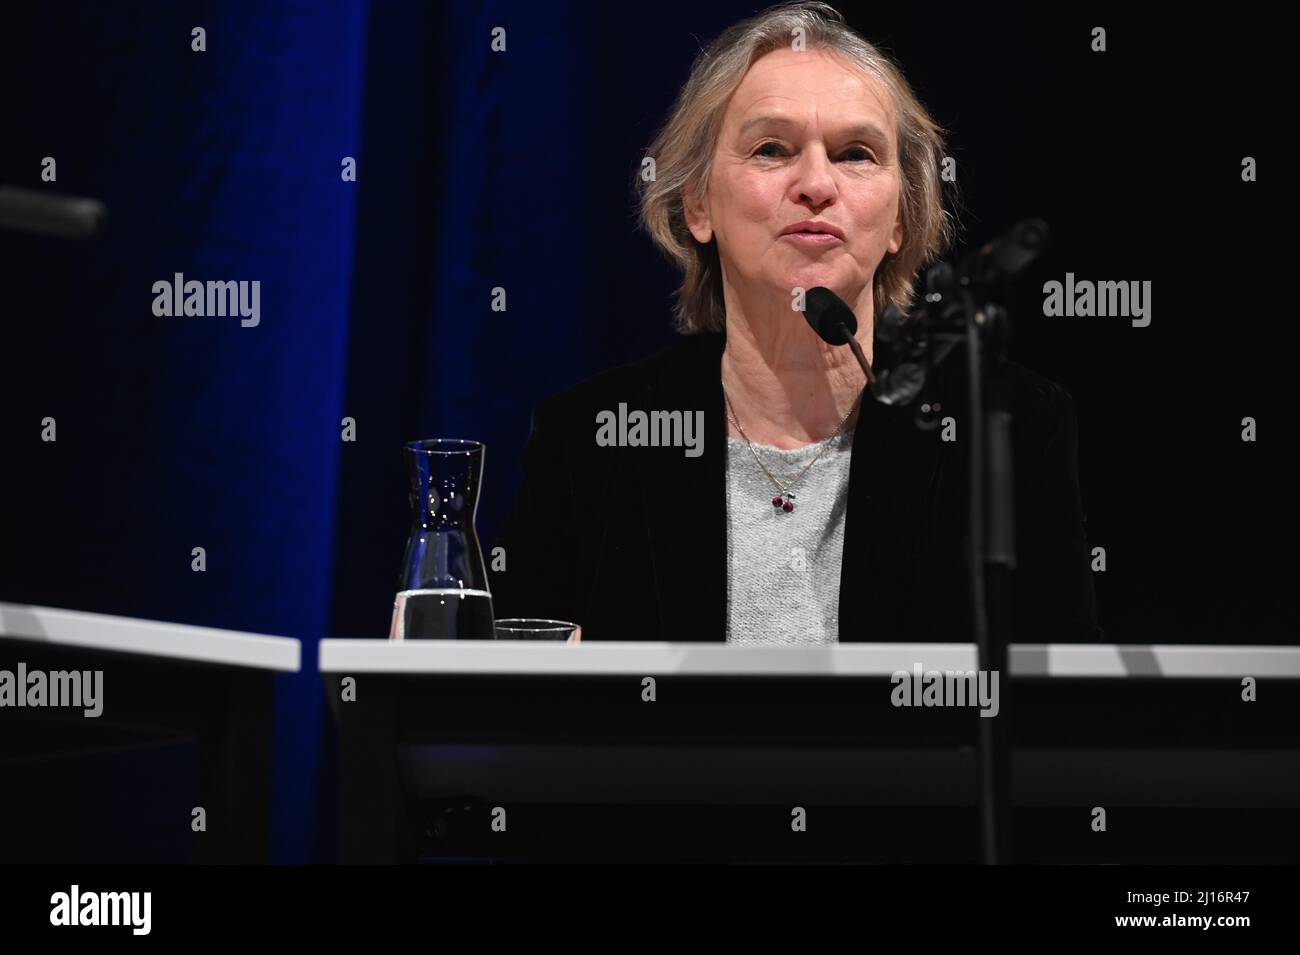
<box><xmin>881</xmin><ymin>233</ymin><xmax>1040</xmax><ymax>864</ymax></box>
<box><xmin>816</xmin><ymin>297</ymin><xmax>1009</xmax><ymax>863</ymax></box>
<box><xmin>958</xmin><ymin>290</ymin><xmax>1015</xmax><ymax>865</ymax></box>
<box><xmin>812</xmin><ymin>215</ymin><xmax>1047</xmax><ymax>863</ymax></box>
<box><xmin>845</xmin><ymin>288</ymin><xmax>1014</xmax><ymax>864</ymax></box>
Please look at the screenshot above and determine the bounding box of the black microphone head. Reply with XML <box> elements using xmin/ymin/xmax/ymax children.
<box><xmin>964</xmin><ymin>218</ymin><xmax>1050</xmax><ymax>286</ymax></box>
<box><xmin>803</xmin><ymin>286</ymin><xmax>857</xmax><ymax>345</ymax></box>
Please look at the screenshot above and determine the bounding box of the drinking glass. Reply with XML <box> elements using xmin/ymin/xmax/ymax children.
<box><xmin>493</xmin><ymin>618</ymin><xmax>581</xmax><ymax>642</ymax></box>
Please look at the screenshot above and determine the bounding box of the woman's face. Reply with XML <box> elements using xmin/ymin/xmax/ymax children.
<box><xmin>686</xmin><ymin>47</ymin><xmax>903</xmax><ymax>315</ymax></box>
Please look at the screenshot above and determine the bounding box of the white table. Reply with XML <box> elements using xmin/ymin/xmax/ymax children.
<box><xmin>319</xmin><ymin>639</ymin><xmax>1300</xmax><ymax>863</ymax></box>
<box><xmin>1</xmin><ymin>602</ymin><xmax>300</xmax><ymax>863</ymax></box>
<box><xmin>319</xmin><ymin>639</ymin><xmax>1300</xmax><ymax>678</ymax></box>
<box><xmin>1</xmin><ymin>602</ymin><xmax>299</xmax><ymax>671</ymax></box>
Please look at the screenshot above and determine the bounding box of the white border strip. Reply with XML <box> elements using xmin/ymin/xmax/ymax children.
<box><xmin>318</xmin><ymin>639</ymin><xmax>1300</xmax><ymax>679</ymax></box>
<box><xmin>0</xmin><ymin>603</ymin><xmax>300</xmax><ymax>672</ymax></box>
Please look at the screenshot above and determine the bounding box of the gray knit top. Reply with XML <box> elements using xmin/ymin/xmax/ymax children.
<box><xmin>724</xmin><ymin>428</ymin><xmax>854</xmax><ymax>645</ymax></box>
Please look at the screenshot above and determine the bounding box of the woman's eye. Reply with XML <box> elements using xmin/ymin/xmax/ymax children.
<box><xmin>751</xmin><ymin>142</ymin><xmax>876</xmax><ymax>162</ymax></box>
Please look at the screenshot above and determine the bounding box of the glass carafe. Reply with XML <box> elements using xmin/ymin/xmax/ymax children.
<box><xmin>389</xmin><ymin>439</ymin><xmax>495</xmax><ymax>639</ymax></box>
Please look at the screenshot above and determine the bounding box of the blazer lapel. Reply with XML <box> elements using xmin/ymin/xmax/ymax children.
<box><xmin>641</xmin><ymin>334</ymin><xmax>728</xmax><ymax>642</ymax></box>
<box><xmin>838</xmin><ymin>345</ymin><xmax>947</xmax><ymax>643</ymax></box>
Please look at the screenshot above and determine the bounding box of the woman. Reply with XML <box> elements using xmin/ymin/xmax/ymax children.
<box><xmin>489</xmin><ymin>1</ymin><xmax>1101</xmax><ymax>645</ymax></box>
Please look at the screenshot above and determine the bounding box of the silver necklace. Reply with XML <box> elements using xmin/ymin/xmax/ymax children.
<box><xmin>723</xmin><ymin>386</ymin><xmax>861</xmax><ymax>514</ymax></box>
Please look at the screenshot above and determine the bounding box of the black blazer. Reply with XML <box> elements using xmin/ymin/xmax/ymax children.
<box><xmin>489</xmin><ymin>331</ymin><xmax>1102</xmax><ymax>643</ymax></box>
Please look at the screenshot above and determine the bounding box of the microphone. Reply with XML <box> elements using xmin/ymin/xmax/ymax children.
<box><xmin>802</xmin><ymin>286</ymin><xmax>874</xmax><ymax>387</ymax></box>
<box><xmin>860</xmin><ymin>219</ymin><xmax>1050</xmax><ymax>410</ymax></box>
<box><xmin>957</xmin><ymin>217</ymin><xmax>1049</xmax><ymax>287</ymax></box>
<box><xmin>0</xmin><ymin>185</ymin><xmax>108</xmax><ymax>239</ymax></box>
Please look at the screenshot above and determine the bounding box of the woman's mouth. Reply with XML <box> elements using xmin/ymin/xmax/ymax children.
<box><xmin>779</xmin><ymin>220</ymin><xmax>846</xmax><ymax>247</ymax></box>
<box><xmin>781</xmin><ymin>231</ymin><xmax>843</xmax><ymax>246</ymax></box>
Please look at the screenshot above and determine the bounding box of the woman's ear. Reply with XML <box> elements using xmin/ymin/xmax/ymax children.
<box><xmin>683</xmin><ymin>187</ymin><xmax>713</xmax><ymax>245</ymax></box>
<box><xmin>888</xmin><ymin>214</ymin><xmax>903</xmax><ymax>255</ymax></box>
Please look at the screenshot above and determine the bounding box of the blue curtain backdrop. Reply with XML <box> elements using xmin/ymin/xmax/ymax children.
<box><xmin>2</xmin><ymin>1</ymin><xmax>372</xmax><ymax>862</ymax></box>
<box><xmin>0</xmin><ymin>0</ymin><xmax>745</xmax><ymax>863</ymax></box>
<box><xmin>2</xmin><ymin>1</ymin><xmax>1294</xmax><ymax>862</ymax></box>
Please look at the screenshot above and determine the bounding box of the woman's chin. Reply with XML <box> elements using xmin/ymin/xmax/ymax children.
<box><xmin>777</xmin><ymin>268</ymin><xmax>848</xmax><ymax>297</ymax></box>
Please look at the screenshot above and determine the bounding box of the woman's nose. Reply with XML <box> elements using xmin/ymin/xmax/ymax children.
<box><xmin>791</xmin><ymin>145</ymin><xmax>837</xmax><ymax>209</ymax></box>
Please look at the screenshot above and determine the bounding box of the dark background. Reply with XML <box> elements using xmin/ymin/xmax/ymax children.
<box><xmin>1</xmin><ymin>1</ymin><xmax>1294</xmax><ymax>862</ymax></box>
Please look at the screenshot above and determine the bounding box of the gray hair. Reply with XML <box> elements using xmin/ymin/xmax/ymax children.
<box><xmin>636</xmin><ymin>1</ymin><xmax>956</xmax><ymax>334</ymax></box>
